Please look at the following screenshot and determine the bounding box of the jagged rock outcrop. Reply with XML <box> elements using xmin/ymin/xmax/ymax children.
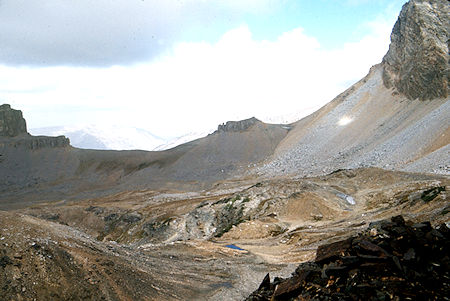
<box><xmin>0</xmin><ymin>104</ymin><xmax>28</xmax><ymax>137</ymax></box>
<box><xmin>247</xmin><ymin>216</ymin><xmax>450</xmax><ymax>300</ymax></box>
<box><xmin>217</xmin><ymin>117</ymin><xmax>260</xmax><ymax>133</ymax></box>
<box><xmin>0</xmin><ymin>104</ymin><xmax>70</xmax><ymax>149</ymax></box>
<box><xmin>0</xmin><ymin>136</ymin><xmax>70</xmax><ymax>150</ymax></box>
<box><xmin>382</xmin><ymin>0</ymin><xmax>449</xmax><ymax>100</ymax></box>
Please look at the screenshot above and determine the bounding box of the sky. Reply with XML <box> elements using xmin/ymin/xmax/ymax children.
<box><xmin>0</xmin><ymin>0</ymin><xmax>407</xmax><ymax>138</ymax></box>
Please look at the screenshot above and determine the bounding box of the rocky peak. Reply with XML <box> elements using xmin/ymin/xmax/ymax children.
<box><xmin>382</xmin><ymin>0</ymin><xmax>449</xmax><ymax>100</ymax></box>
<box><xmin>217</xmin><ymin>117</ymin><xmax>261</xmax><ymax>133</ymax></box>
<box><xmin>0</xmin><ymin>104</ymin><xmax>70</xmax><ymax>149</ymax></box>
<box><xmin>0</xmin><ymin>104</ymin><xmax>28</xmax><ymax>137</ymax></box>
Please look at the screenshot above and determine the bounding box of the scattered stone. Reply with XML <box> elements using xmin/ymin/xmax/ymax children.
<box><xmin>315</xmin><ymin>238</ymin><xmax>352</xmax><ymax>264</ymax></box>
<box><xmin>121</xmin><ymin>213</ymin><xmax>142</xmax><ymax>224</ymax></box>
<box><xmin>0</xmin><ymin>255</ymin><xmax>12</xmax><ymax>268</ymax></box>
<box><xmin>311</xmin><ymin>213</ymin><xmax>323</xmax><ymax>221</ymax></box>
<box><xmin>421</xmin><ymin>186</ymin><xmax>445</xmax><ymax>202</ymax></box>
<box><xmin>247</xmin><ymin>215</ymin><xmax>450</xmax><ymax>300</ymax></box>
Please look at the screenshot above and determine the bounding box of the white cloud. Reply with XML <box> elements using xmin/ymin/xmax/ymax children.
<box><xmin>0</xmin><ymin>9</ymin><xmax>398</xmax><ymax>138</ymax></box>
<box><xmin>0</xmin><ymin>0</ymin><xmax>282</xmax><ymax>66</ymax></box>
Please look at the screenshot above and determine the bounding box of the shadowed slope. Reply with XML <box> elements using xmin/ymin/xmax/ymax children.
<box><xmin>0</xmin><ymin>116</ymin><xmax>289</xmax><ymax>209</ymax></box>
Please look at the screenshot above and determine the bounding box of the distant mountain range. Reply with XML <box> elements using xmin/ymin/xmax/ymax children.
<box><xmin>2</xmin><ymin>0</ymin><xmax>448</xmax><ymax>205</ymax></box>
<box><xmin>29</xmin><ymin>125</ymin><xmax>212</xmax><ymax>151</ymax></box>
<box><xmin>28</xmin><ymin>112</ymin><xmax>315</xmax><ymax>151</ymax></box>
<box><xmin>0</xmin><ymin>1</ymin><xmax>448</xmax><ymax>300</ymax></box>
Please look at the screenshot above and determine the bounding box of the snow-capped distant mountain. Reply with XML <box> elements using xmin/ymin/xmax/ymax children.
<box><xmin>153</xmin><ymin>130</ymin><xmax>213</xmax><ymax>151</ymax></box>
<box><xmin>29</xmin><ymin>124</ymin><xmax>166</xmax><ymax>151</ymax></box>
<box><xmin>29</xmin><ymin>124</ymin><xmax>214</xmax><ymax>151</ymax></box>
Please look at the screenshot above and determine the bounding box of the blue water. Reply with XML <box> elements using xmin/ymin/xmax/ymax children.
<box><xmin>225</xmin><ymin>244</ymin><xmax>244</xmax><ymax>251</ymax></box>
<box><xmin>210</xmin><ymin>282</ymin><xmax>233</xmax><ymax>289</ymax></box>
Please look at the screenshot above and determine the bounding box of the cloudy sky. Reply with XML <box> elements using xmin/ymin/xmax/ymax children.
<box><xmin>0</xmin><ymin>0</ymin><xmax>407</xmax><ymax>138</ymax></box>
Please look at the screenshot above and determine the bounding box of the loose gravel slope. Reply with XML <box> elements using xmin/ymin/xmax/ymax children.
<box><xmin>258</xmin><ymin>65</ymin><xmax>449</xmax><ymax>178</ymax></box>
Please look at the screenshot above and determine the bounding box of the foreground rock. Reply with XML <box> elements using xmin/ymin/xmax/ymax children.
<box><xmin>247</xmin><ymin>215</ymin><xmax>450</xmax><ymax>300</ymax></box>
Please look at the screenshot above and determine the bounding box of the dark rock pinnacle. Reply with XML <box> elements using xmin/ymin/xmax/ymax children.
<box><xmin>0</xmin><ymin>104</ymin><xmax>28</xmax><ymax>137</ymax></box>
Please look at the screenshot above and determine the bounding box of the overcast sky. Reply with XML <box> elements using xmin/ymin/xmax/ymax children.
<box><xmin>0</xmin><ymin>0</ymin><xmax>407</xmax><ymax>138</ymax></box>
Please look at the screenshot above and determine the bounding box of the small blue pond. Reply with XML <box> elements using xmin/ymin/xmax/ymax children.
<box><xmin>225</xmin><ymin>244</ymin><xmax>245</xmax><ymax>251</ymax></box>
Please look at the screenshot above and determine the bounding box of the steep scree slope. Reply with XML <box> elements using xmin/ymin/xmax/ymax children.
<box><xmin>258</xmin><ymin>0</ymin><xmax>449</xmax><ymax>177</ymax></box>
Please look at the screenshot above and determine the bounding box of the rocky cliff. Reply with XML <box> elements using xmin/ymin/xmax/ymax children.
<box><xmin>259</xmin><ymin>0</ymin><xmax>449</xmax><ymax>177</ymax></box>
<box><xmin>0</xmin><ymin>135</ymin><xmax>70</xmax><ymax>150</ymax></box>
<box><xmin>0</xmin><ymin>104</ymin><xmax>70</xmax><ymax>149</ymax></box>
<box><xmin>382</xmin><ymin>0</ymin><xmax>449</xmax><ymax>100</ymax></box>
<box><xmin>0</xmin><ymin>104</ymin><xmax>28</xmax><ymax>137</ymax></box>
<box><xmin>217</xmin><ymin>117</ymin><xmax>260</xmax><ymax>133</ymax></box>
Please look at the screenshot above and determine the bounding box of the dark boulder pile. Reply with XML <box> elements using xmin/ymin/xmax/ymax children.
<box><xmin>246</xmin><ymin>215</ymin><xmax>449</xmax><ymax>300</ymax></box>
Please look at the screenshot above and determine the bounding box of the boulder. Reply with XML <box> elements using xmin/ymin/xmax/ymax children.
<box><xmin>246</xmin><ymin>215</ymin><xmax>450</xmax><ymax>300</ymax></box>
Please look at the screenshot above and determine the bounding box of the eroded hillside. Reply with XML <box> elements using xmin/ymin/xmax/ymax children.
<box><xmin>1</xmin><ymin>168</ymin><xmax>448</xmax><ymax>299</ymax></box>
<box><xmin>0</xmin><ymin>111</ymin><xmax>289</xmax><ymax>209</ymax></box>
<box><xmin>257</xmin><ymin>0</ymin><xmax>449</xmax><ymax>178</ymax></box>
<box><xmin>0</xmin><ymin>0</ymin><xmax>449</xmax><ymax>300</ymax></box>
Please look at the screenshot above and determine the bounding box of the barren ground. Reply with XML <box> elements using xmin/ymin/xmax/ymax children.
<box><xmin>1</xmin><ymin>168</ymin><xmax>448</xmax><ymax>300</ymax></box>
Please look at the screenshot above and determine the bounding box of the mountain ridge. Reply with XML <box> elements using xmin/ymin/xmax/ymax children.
<box><xmin>30</xmin><ymin>124</ymin><xmax>166</xmax><ymax>151</ymax></box>
<box><xmin>256</xmin><ymin>0</ymin><xmax>449</xmax><ymax>178</ymax></box>
<box><xmin>0</xmin><ymin>106</ymin><xmax>289</xmax><ymax>208</ymax></box>
<box><xmin>1</xmin><ymin>0</ymin><xmax>449</xmax><ymax>207</ymax></box>
<box><xmin>0</xmin><ymin>1</ymin><xmax>449</xmax><ymax>300</ymax></box>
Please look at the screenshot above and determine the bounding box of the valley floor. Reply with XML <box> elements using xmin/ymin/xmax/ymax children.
<box><xmin>1</xmin><ymin>168</ymin><xmax>449</xmax><ymax>300</ymax></box>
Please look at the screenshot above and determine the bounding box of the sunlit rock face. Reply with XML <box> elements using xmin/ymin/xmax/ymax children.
<box><xmin>382</xmin><ymin>0</ymin><xmax>449</xmax><ymax>100</ymax></box>
<box><xmin>0</xmin><ymin>104</ymin><xmax>28</xmax><ymax>137</ymax></box>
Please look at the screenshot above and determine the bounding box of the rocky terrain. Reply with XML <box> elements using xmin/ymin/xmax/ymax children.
<box><xmin>247</xmin><ymin>215</ymin><xmax>450</xmax><ymax>300</ymax></box>
<box><xmin>382</xmin><ymin>0</ymin><xmax>449</xmax><ymax>101</ymax></box>
<box><xmin>256</xmin><ymin>0</ymin><xmax>449</xmax><ymax>177</ymax></box>
<box><xmin>0</xmin><ymin>0</ymin><xmax>449</xmax><ymax>300</ymax></box>
<box><xmin>1</xmin><ymin>167</ymin><xmax>448</xmax><ymax>300</ymax></box>
<box><xmin>0</xmin><ymin>165</ymin><xmax>447</xmax><ymax>300</ymax></box>
<box><xmin>0</xmin><ymin>110</ymin><xmax>288</xmax><ymax>209</ymax></box>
